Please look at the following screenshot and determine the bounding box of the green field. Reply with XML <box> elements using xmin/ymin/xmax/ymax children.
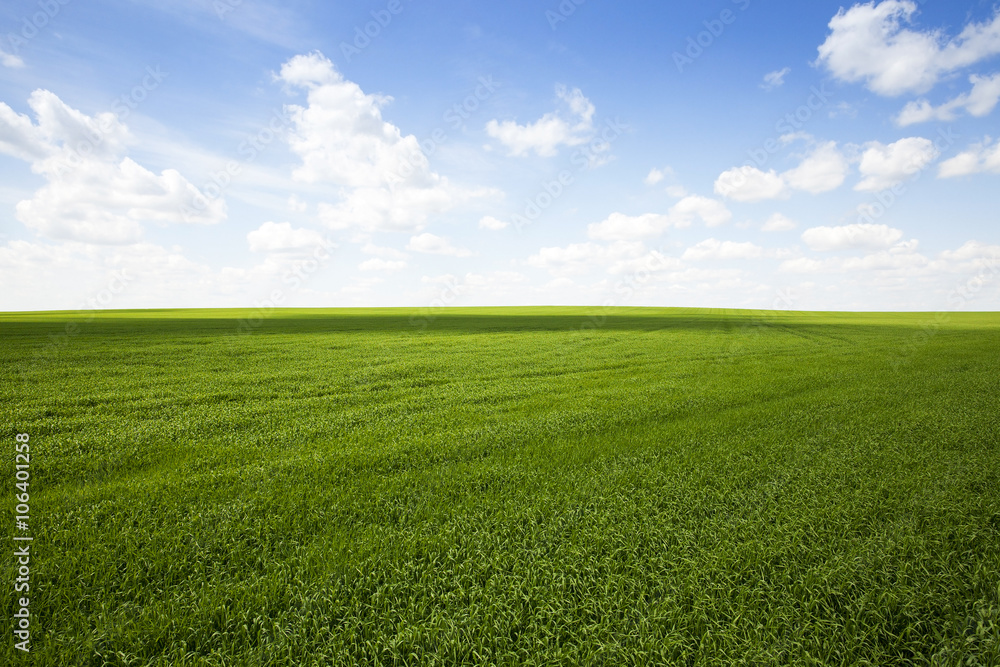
<box><xmin>2</xmin><ymin>307</ymin><xmax>999</xmax><ymax>665</ymax></box>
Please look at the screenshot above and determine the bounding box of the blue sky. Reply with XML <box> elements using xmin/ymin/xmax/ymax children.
<box><xmin>1</xmin><ymin>0</ymin><xmax>999</xmax><ymax>312</ymax></box>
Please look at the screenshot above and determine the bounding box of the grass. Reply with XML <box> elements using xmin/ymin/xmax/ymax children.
<box><xmin>2</xmin><ymin>306</ymin><xmax>999</xmax><ymax>665</ymax></box>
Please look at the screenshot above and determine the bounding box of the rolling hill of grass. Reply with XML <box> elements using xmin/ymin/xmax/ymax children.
<box><xmin>2</xmin><ymin>307</ymin><xmax>999</xmax><ymax>665</ymax></box>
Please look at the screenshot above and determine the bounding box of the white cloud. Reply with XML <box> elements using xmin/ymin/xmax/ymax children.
<box><xmin>665</xmin><ymin>184</ymin><xmax>688</xmax><ymax>198</ymax></box>
<box><xmin>938</xmin><ymin>137</ymin><xmax>1000</xmax><ymax>177</ymax></box>
<box><xmin>361</xmin><ymin>242</ymin><xmax>408</xmax><ymax>259</ymax></box>
<box><xmin>670</xmin><ymin>195</ymin><xmax>732</xmax><ymax>227</ymax></box>
<box><xmin>0</xmin><ymin>90</ymin><xmax>224</xmax><ymax>244</ymax></box>
<box><xmin>896</xmin><ymin>73</ymin><xmax>1000</xmax><ymax>125</ymax></box>
<box><xmin>782</xmin><ymin>141</ymin><xmax>850</xmax><ymax>193</ymax></box>
<box><xmin>762</xmin><ymin>213</ymin><xmax>797</xmax><ymax>232</ymax></box>
<box><xmin>0</xmin><ymin>49</ymin><xmax>23</xmax><ymax>68</ymax></box>
<box><xmin>485</xmin><ymin>85</ymin><xmax>595</xmax><ymax>157</ymax></box>
<box><xmin>280</xmin><ymin>51</ymin><xmax>492</xmax><ymax>233</ymax></box>
<box><xmin>478</xmin><ymin>215</ymin><xmax>508</xmax><ymax>230</ymax></box>
<box><xmin>941</xmin><ymin>240</ymin><xmax>1000</xmax><ymax>261</ymax></box>
<box><xmin>801</xmin><ymin>223</ymin><xmax>904</xmax><ymax>251</ymax></box>
<box><xmin>359</xmin><ymin>257</ymin><xmax>407</xmax><ymax>272</ymax></box>
<box><xmin>644</xmin><ymin>167</ymin><xmax>668</xmax><ymax>185</ymax></box>
<box><xmin>314</xmin><ymin>183</ymin><xmax>483</xmax><ymax>233</ymax></box>
<box><xmin>247</xmin><ymin>221</ymin><xmax>329</xmax><ymax>253</ymax></box>
<box><xmin>816</xmin><ymin>1</ymin><xmax>1000</xmax><ymax>96</ymax></box>
<box><xmin>406</xmin><ymin>233</ymin><xmax>475</xmax><ymax>257</ymax></box>
<box><xmin>586</xmin><ymin>196</ymin><xmax>731</xmax><ymax>242</ymax></box>
<box><xmin>525</xmin><ymin>241</ymin><xmax>646</xmax><ymax>276</ymax></box>
<box><xmin>780</xmin><ymin>247</ymin><xmax>931</xmax><ymax>274</ymax></box>
<box><xmin>287</xmin><ymin>195</ymin><xmax>308</xmax><ymax>213</ymax></box>
<box><xmin>714</xmin><ymin>166</ymin><xmax>789</xmax><ymax>202</ymax></box>
<box><xmin>716</xmin><ymin>142</ymin><xmax>850</xmax><ymax>201</ymax></box>
<box><xmin>855</xmin><ymin>137</ymin><xmax>938</xmax><ymax>191</ymax></box>
<box><xmin>760</xmin><ymin>67</ymin><xmax>791</xmax><ymax>91</ymax></box>
<box><xmin>682</xmin><ymin>239</ymin><xmax>765</xmax><ymax>261</ymax></box>
<box><xmin>587</xmin><ymin>213</ymin><xmax>673</xmax><ymax>241</ymax></box>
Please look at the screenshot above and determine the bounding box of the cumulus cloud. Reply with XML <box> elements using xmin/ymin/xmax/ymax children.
<box><xmin>801</xmin><ymin>223</ymin><xmax>905</xmax><ymax>251</ymax></box>
<box><xmin>941</xmin><ymin>240</ymin><xmax>1000</xmax><ymax>261</ymax></box>
<box><xmin>478</xmin><ymin>215</ymin><xmax>508</xmax><ymax>230</ymax></box>
<box><xmin>760</xmin><ymin>67</ymin><xmax>791</xmax><ymax>91</ymax></box>
<box><xmin>714</xmin><ymin>166</ymin><xmax>789</xmax><ymax>202</ymax></box>
<box><xmin>816</xmin><ymin>1</ymin><xmax>1000</xmax><ymax>96</ymax></box>
<box><xmin>280</xmin><ymin>51</ymin><xmax>493</xmax><ymax>233</ymax></box>
<box><xmin>896</xmin><ymin>73</ymin><xmax>1000</xmax><ymax>125</ymax></box>
<box><xmin>525</xmin><ymin>241</ymin><xmax>647</xmax><ymax>276</ymax></box>
<box><xmin>247</xmin><ymin>221</ymin><xmax>329</xmax><ymax>253</ymax></box>
<box><xmin>586</xmin><ymin>196</ymin><xmax>731</xmax><ymax>241</ymax></box>
<box><xmin>670</xmin><ymin>195</ymin><xmax>732</xmax><ymax>227</ymax></box>
<box><xmin>762</xmin><ymin>213</ymin><xmax>797</xmax><ymax>232</ymax></box>
<box><xmin>682</xmin><ymin>239</ymin><xmax>765</xmax><ymax>261</ymax></box>
<box><xmin>587</xmin><ymin>213</ymin><xmax>673</xmax><ymax>241</ymax></box>
<box><xmin>361</xmin><ymin>242</ymin><xmax>408</xmax><ymax>259</ymax></box>
<box><xmin>644</xmin><ymin>167</ymin><xmax>669</xmax><ymax>185</ymax></box>
<box><xmin>715</xmin><ymin>141</ymin><xmax>851</xmax><ymax>202</ymax></box>
<box><xmin>406</xmin><ymin>233</ymin><xmax>475</xmax><ymax>257</ymax></box>
<box><xmin>938</xmin><ymin>137</ymin><xmax>1000</xmax><ymax>177</ymax></box>
<box><xmin>782</xmin><ymin>141</ymin><xmax>850</xmax><ymax>193</ymax></box>
<box><xmin>779</xmin><ymin>250</ymin><xmax>930</xmax><ymax>274</ymax></box>
<box><xmin>0</xmin><ymin>90</ymin><xmax>224</xmax><ymax>244</ymax></box>
<box><xmin>485</xmin><ymin>85</ymin><xmax>596</xmax><ymax>157</ymax></box>
<box><xmin>855</xmin><ymin>137</ymin><xmax>938</xmax><ymax>191</ymax></box>
<box><xmin>359</xmin><ymin>258</ymin><xmax>407</xmax><ymax>272</ymax></box>
<box><xmin>0</xmin><ymin>49</ymin><xmax>23</xmax><ymax>68</ymax></box>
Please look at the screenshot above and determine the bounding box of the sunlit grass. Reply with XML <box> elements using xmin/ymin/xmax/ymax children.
<box><xmin>2</xmin><ymin>307</ymin><xmax>999</xmax><ymax>665</ymax></box>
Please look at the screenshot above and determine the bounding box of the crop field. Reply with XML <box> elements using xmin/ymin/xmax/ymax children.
<box><xmin>2</xmin><ymin>307</ymin><xmax>999</xmax><ymax>665</ymax></box>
